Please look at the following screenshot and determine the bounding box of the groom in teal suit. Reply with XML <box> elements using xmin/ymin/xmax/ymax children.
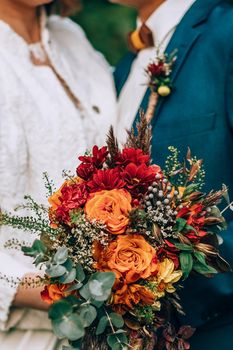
<box><xmin>112</xmin><ymin>0</ymin><xmax>233</xmax><ymax>348</ymax></box>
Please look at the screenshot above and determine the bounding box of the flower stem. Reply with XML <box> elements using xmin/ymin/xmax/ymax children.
<box><xmin>145</xmin><ymin>91</ymin><xmax>158</xmax><ymax>123</ymax></box>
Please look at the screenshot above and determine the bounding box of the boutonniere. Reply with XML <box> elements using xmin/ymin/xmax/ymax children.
<box><xmin>145</xmin><ymin>48</ymin><xmax>177</xmax><ymax>122</ymax></box>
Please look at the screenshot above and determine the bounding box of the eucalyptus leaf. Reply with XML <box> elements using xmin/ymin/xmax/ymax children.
<box><xmin>66</xmin><ymin>295</ymin><xmax>82</xmax><ymax>308</ymax></box>
<box><xmin>96</xmin><ymin>316</ymin><xmax>108</xmax><ymax>335</ymax></box>
<box><xmin>79</xmin><ymin>283</ymin><xmax>91</xmax><ymax>301</ymax></box>
<box><xmin>79</xmin><ymin>304</ymin><xmax>97</xmax><ymax>327</ymax></box>
<box><xmin>46</xmin><ymin>264</ymin><xmax>67</xmax><ymax>278</ymax></box>
<box><xmin>88</xmin><ymin>272</ymin><xmax>115</xmax><ymax>301</ymax></box>
<box><xmin>76</xmin><ymin>264</ymin><xmax>85</xmax><ymax>282</ymax></box>
<box><xmin>66</xmin><ymin>283</ymin><xmax>83</xmax><ymax>292</ymax></box>
<box><xmin>49</xmin><ymin>300</ymin><xmax>73</xmax><ymax>320</ymax></box>
<box><xmin>63</xmin><ymin>258</ymin><xmax>73</xmax><ymax>272</ymax></box>
<box><xmin>69</xmin><ymin>339</ymin><xmax>82</xmax><ymax>349</ymax></box>
<box><xmin>109</xmin><ymin>313</ymin><xmax>124</xmax><ymax>328</ymax></box>
<box><xmin>91</xmin><ymin>299</ymin><xmax>104</xmax><ymax>308</ymax></box>
<box><xmin>59</xmin><ymin>268</ymin><xmax>76</xmax><ymax>284</ymax></box>
<box><xmin>107</xmin><ymin>332</ymin><xmax>128</xmax><ymax>349</ymax></box>
<box><xmin>90</xmin><ymin>272</ymin><xmax>116</xmax><ymax>290</ymax></box>
<box><xmin>22</xmin><ymin>239</ymin><xmax>46</xmax><ymax>257</ymax></box>
<box><xmin>53</xmin><ymin>247</ymin><xmax>68</xmax><ymax>264</ymax></box>
<box><xmin>52</xmin><ymin>314</ymin><xmax>85</xmax><ymax>341</ymax></box>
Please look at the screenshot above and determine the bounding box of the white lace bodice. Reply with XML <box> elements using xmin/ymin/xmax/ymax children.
<box><xmin>0</xmin><ymin>14</ymin><xmax>117</xmax><ymax>333</ymax></box>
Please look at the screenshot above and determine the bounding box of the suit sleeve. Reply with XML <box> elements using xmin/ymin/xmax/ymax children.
<box><xmin>226</xmin><ymin>45</ymin><xmax>233</xmax><ymax>129</ymax></box>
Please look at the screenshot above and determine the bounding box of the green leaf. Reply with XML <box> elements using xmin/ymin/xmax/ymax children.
<box><xmin>79</xmin><ymin>283</ymin><xmax>91</xmax><ymax>301</ymax></box>
<box><xmin>59</xmin><ymin>268</ymin><xmax>76</xmax><ymax>284</ymax></box>
<box><xmin>109</xmin><ymin>313</ymin><xmax>124</xmax><ymax>328</ymax></box>
<box><xmin>66</xmin><ymin>295</ymin><xmax>82</xmax><ymax>308</ymax></box>
<box><xmin>52</xmin><ymin>314</ymin><xmax>85</xmax><ymax>341</ymax></box>
<box><xmin>107</xmin><ymin>331</ymin><xmax>128</xmax><ymax>349</ymax></box>
<box><xmin>88</xmin><ymin>272</ymin><xmax>115</xmax><ymax>301</ymax></box>
<box><xmin>96</xmin><ymin>316</ymin><xmax>108</xmax><ymax>335</ymax></box>
<box><xmin>91</xmin><ymin>299</ymin><xmax>104</xmax><ymax>308</ymax></box>
<box><xmin>175</xmin><ymin>218</ymin><xmax>187</xmax><ymax>232</ymax></box>
<box><xmin>22</xmin><ymin>239</ymin><xmax>46</xmax><ymax>257</ymax></box>
<box><xmin>91</xmin><ymin>272</ymin><xmax>116</xmax><ymax>290</ymax></box>
<box><xmin>69</xmin><ymin>339</ymin><xmax>82</xmax><ymax>349</ymax></box>
<box><xmin>193</xmin><ymin>251</ymin><xmax>207</xmax><ymax>265</ymax></box>
<box><xmin>76</xmin><ymin>264</ymin><xmax>85</xmax><ymax>282</ymax></box>
<box><xmin>49</xmin><ymin>300</ymin><xmax>73</xmax><ymax>320</ymax></box>
<box><xmin>63</xmin><ymin>258</ymin><xmax>73</xmax><ymax>271</ymax></box>
<box><xmin>53</xmin><ymin>247</ymin><xmax>68</xmax><ymax>264</ymax></box>
<box><xmin>79</xmin><ymin>304</ymin><xmax>97</xmax><ymax>328</ymax></box>
<box><xmin>179</xmin><ymin>252</ymin><xmax>193</xmax><ymax>279</ymax></box>
<box><xmin>183</xmin><ymin>184</ymin><xmax>199</xmax><ymax>197</ymax></box>
<box><xmin>80</xmin><ymin>272</ymin><xmax>115</xmax><ymax>302</ymax></box>
<box><xmin>89</xmin><ymin>280</ymin><xmax>104</xmax><ymax>297</ymax></box>
<box><xmin>112</xmin><ymin>344</ymin><xmax>127</xmax><ymax>350</ymax></box>
<box><xmin>174</xmin><ymin>243</ymin><xmax>194</xmax><ymax>252</ymax></box>
<box><xmin>193</xmin><ymin>260</ymin><xmax>217</xmax><ymax>275</ymax></box>
<box><xmin>46</xmin><ymin>264</ymin><xmax>67</xmax><ymax>278</ymax></box>
<box><xmin>66</xmin><ymin>283</ymin><xmax>83</xmax><ymax>293</ymax></box>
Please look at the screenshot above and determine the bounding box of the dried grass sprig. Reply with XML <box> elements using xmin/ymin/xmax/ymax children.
<box><xmin>125</xmin><ymin>112</ymin><xmax>152</xmax><ymax>155</ymax></box>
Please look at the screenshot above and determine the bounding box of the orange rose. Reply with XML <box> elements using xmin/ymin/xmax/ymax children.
<box><xmin>112</xmin><ymin>284</ymin><xmax>155</xmax><ymax>313</ymax></box>
<box><xmin>85</xmin><ymin>189</ymin><xmax>132</xmax><ymax>234</ymax></box>
<box><xmin>95</xmin><ymin>234</ymin><xmax>157</xmax><ymax>283</ymax></box>
<box><xmin>41</xmin><ymin>284</ymin><xmax>74</xmax><ymax>305</ymax></box>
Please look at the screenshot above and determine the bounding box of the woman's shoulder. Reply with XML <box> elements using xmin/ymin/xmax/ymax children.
<box><xmin>47</xmin><ymin>15</ymin><xmax>111</xmax><ymax>71</ymax></box>
<box><xmin>48</xmin><ymin>15</ymin><xmax>87</xmax><ymax>42</ymax></box>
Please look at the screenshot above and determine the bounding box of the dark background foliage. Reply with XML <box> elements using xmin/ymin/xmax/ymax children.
<box><xmin>72</xmin><ymin>0</ymin><xmax>136</xmax><ymax>65</ymax></box>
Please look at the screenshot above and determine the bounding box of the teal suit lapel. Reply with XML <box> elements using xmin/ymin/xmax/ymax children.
<box><xmin>134</xmin><ymin>0</ymin><xmax>223</xmax><ymax>128</ymax></box>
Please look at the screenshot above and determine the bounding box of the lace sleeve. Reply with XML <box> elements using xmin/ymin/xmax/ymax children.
<box><xmin>0</xmin><ymin>82</ymin><xmax>32</xmax><ymax>330</ymax></box>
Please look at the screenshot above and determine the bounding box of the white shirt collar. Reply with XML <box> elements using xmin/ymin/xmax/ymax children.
<box><xmin>138</xmin><ymin>0</ymin><xmax>196</xmax><ymax>46</ymax></box>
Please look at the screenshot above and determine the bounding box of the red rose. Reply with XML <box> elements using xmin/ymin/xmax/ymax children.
<box><xmin>121</xmin><ymin>163</ymin><xmax>161</xmax><ymax>197</ymax></box>
<box><xmin>56</xmin><ymin>183</ymin><xmax>89</xmax><ymax>224</ymax></box>
<box><xmin>115</xmin><ymin>148</ymin><xmax>150</xmax><ymax>167</ymax></box>
<box><xmin>88</xmin><ymin>168</ymin><xmax>126</xmax><ymax>192</ymax></box>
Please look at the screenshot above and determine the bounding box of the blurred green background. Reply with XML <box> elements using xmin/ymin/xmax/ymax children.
<box><xmin>73</xmin><ymin>0</ymin><xmax>136</xmax><ymax>65</ymax></box>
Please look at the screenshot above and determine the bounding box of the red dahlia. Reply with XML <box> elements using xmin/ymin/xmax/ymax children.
<box><xmin>121</xmin><ymin>163</ymin><xmax>161</xmax><ymax>198</ymax></box>
<box><xmin>115</xmin><ymin>148</ymin><xmax>150</xmax><ymax>167</ymax></box>
<box><xmin>88</xmin><ymin>168</ymin><xmax>126</xmax><ymax>192</ymax></box>
<box><xmin>76</xmin><ymin>162</ymin><xmax>95</xmax><ymax>181</ymax></box>
<box><xmin>78</xmin><ymin>146</ymin><xmax>108</xmax><ymax>169</ymax></box>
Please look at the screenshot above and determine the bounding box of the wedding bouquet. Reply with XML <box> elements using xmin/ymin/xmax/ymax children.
<box><xmin>1</xmin><ymin>117</ymin><xmax>231</xmax><ymax>350</ymax></box>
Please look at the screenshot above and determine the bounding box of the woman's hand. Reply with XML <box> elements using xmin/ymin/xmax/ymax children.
<box><xmin>13</xmin><ymin>273</ymin><xmax>49</xmax><ymax>311</ymax></box>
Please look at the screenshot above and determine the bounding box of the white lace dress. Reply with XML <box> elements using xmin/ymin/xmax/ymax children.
<box><xmin>0</xmin><ymin>14</ymin><xmax>117</xmax><ymax>350</ymax></box>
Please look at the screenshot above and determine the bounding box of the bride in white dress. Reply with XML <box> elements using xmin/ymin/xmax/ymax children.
<box><xmin>0</xmin><ymin>0</ymin><xmax>117</xmax><ymax>348</ymax></box>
